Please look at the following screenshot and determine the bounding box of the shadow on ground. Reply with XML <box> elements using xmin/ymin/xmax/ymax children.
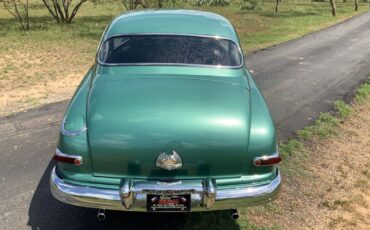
<box><xmin>27</xmin><ymin>161</ymin><xmax>240</xmax><ymax>230</ymax></box>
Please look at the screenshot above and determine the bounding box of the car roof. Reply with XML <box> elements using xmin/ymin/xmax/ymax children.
<box><xmin>103</xmin><ymin>10</ymin><xmax>239</xmax><ymax>43</ymax></box>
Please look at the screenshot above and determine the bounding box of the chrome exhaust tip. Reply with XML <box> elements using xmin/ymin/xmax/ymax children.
<box><xmin>230</xmin><ymin>209</ymin><xmax>239</xmax><ymax>220</ymax></box>
<box><xmin>97</xmin><ymin>209</ymin><xmax>106</xmax><ymax>221</ymax></box>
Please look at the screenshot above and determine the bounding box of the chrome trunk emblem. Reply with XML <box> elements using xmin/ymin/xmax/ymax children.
<box><xmin>156</xmin><ymin>151</ymin><xmax>182</xmax><ymax>170</ymax></box>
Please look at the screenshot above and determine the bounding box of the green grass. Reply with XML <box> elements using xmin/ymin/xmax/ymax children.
<box><xmin>283</xmin><ymin>104</ymin><xmax>347</xmax><ymax>157</ymax></box>
<box><xmin>280</xmin><ymin>77</ymin><xmax>369</xmax><ymax>176</ymax></box>
<box><xmin>280</xmin><ymin>139</ymin><xmax>304</xmax><ymax>158</ymax></box>
<box><xmin>294</xmin><ymin>78</ymin><xmax>370</xmax><ymax>145</ymax></box>
<box><xmin>335</xmin><ymin>100</ymin><xmax>352</xmax><ymax>118</ymax></box>
<box><xmin>355</xmin><ymin>78</ymin><xmax>370</xmax><ymax>102</ymax></box>
<box><xmin>296</xmin><ymin>112</ymin><xmax>339</xmax><ymax>142</ymax></box>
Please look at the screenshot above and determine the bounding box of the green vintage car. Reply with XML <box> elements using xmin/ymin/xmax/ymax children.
<box><xmin>50</xmin><ymin>10</ymin><xmax>281</xmax><ymax>218</ymax></box>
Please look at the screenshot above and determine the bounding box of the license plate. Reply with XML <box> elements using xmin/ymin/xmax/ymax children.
<box><xmin>147</xmin><ymin>194</ymin><xmax>191</xmax><ymax>212</ymax></box>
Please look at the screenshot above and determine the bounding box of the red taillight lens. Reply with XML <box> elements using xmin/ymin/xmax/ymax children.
<box><xmin>253</xmin><ymin>153</ymin><xmax>281</xmax><ymax>166</ymax></box>
<box><xmin>53</xmin><ymin>149</ymin><xmax>83</xmax><ymax>165</ymax></box>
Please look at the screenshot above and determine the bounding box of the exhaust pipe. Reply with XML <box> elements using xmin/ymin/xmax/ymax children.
<box><xmin>230</xmin><ymin>209</ymin><xmax>239</xmax><ymax>220</ymax></box>
<box><xmin>97</xmin><ymin>209</ymin><xmax>106</xmax><ymax>221</ymax></box>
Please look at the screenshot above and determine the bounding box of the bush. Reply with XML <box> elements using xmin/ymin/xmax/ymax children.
<box><xmin>192</xmin><ymin>0</ymin><xmax>230</xmax><ymax>7</ymax></box>
<box><xmin>192</xmin><ymin>0</ymin><xmax>206</xmax><ymax>6</ymax></box>
<box><xmin>240</xmin><ymin>0</ymin><xmax>261</xmax><ymax>10</ymax></box>
<box><xmin>208</xmin><ymin>0</ymin><xmax>230</xmax><ymax>6</ymax></box>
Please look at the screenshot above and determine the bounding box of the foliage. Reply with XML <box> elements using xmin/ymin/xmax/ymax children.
<box><xmin>191</xmin><ymin>0</ymin><xmax>206</xmax><ymax>6</ymax></box>
<box><xmin>240</xmin><ymin>0</ymin><xmax>261</xmax><ymax>10</ymax></box>
<box><xmin>41</xmin><ymin>0</ymin><xmax>88</xmax><ymax>23</ymax></box>
<box><xmin>312</xmin><ymin>113</ymin><xmax>339</xmax><ymax>138</ymax></box>
<box><xmin>1</xmin><ymin>0</ymin><xmax>29</xmax><ymax>30</ymax></box>
<box><xmin>208</xmin><ymin>0</ymin><xmax>229</xmax><ymax>7</ymax></box>
<box><xmin>146</xmin><ymin>0</ymin><xmax>179</xmax><ymax>8</ymax></box>
<box><xmin>296</xmin><ymin>113</ymin><xmax>339</xmax><ymax>141</ymax></box>
<box><xmin>121</xmin><ymin>0</ymin><xmax>145</xmax><ymax>10</ymax></box>
<box><xmin>334</xmin><ymin>100</ymin><xmax>352</xmax><ymax>118</ymax></box>
<box><xmin>355</xmin><ymin>78</ymin><xmax>370</xmax><ymax>102</ymax></box>
<box><xmin>280</xmin><ymin>139</ymin><xmax>304</xmax><ymax>158</ymax></box>
<box><xmin>192</xmin><ymin>0</ymin><xmax>230</xmax><ymax>7</ymax></box>
<box><xmin>121</xmin><ymin>0</ymin><xmax>178</xmax><ymax>10</ymax></box>
<box><xmin>295</xmin><ymin>78</ymin><xmax>369</xmax><ymax>143</ymax></box>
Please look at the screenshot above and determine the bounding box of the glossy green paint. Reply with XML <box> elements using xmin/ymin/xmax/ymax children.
<box><xmin>57</xmin><ymin>10</ymin><xmax>278</xmax><ymax>189</ymax></box>
<box><xmin>89</xmin><ymin>73</ymin><xmax>250</xmax><ymax>178</ymax></box>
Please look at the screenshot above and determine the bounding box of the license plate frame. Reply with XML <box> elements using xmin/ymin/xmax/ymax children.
<box><xmin>147</xmin><ymin>194</ymin><xmax>191</xmax><ymax>212</ymax></box>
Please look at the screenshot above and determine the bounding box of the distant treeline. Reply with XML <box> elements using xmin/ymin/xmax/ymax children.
<box><xmin>0</xmin><ymin>0</ymin><xmax>367</xmax><ymax>30</ymax></box>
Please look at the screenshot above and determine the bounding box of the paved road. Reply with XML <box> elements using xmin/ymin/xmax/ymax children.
<box><xmin>1</xmin><ymin>11</ymin><xmax>370</xmax><ymax>230</ymax></box>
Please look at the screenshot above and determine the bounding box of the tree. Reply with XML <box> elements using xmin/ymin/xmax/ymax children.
<box><xmin>1</xmin><ymin>0</ymin><xmax>30</xmax><ymax>30</ymax></box>
<box><xmin>157</xmin><ymin>0</ymin><xmax>163</xmax><ymax>7</ymax></box>
<box><xmin>275</xmin><ymin>0</ymin><xmax>279</xmax><ymax>13</ymax></box>
<box><xmin>329</xmin><ymin>0</ymin><xmax>336</xmax><ymax>16</ymax></box>
<box><xmin>42</xmin><ymin>0</ymin><xmax>88</xmax><ymax>23</ymax></box>
<box><xmin>121</xmin><ymin>0</ymin><xmax>176</xmax><ymax>10</ymax></box>
<box><xmin>354</xmin><ymin>0</ymin><xmax>358</xmax><ymax>11</ymax></box>
<box><xmin>151</xmin><ymin>0</ymin><xmax>177</xmax><ymax>7</ymax></box>
<box><xmin>121</xmin><ymin>0</ymin><xmax>146</xmax><ymax>10</ymax></box>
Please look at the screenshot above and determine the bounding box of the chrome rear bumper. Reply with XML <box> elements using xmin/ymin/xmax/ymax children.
<box><xmin>50</xmin><ymin>167</ymin><xmax>281</xmax><ymax>211</ymax></box>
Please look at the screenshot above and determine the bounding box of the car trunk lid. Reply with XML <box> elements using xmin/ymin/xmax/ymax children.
<box><xmin>87</xmin><ymin>74</ymin><xmax>250</xmax><ymax>179</ymax></box>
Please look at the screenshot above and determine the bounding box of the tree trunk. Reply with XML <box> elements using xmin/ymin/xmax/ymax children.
<box><xmin>42</xmin><ymin>0</ymin><xmax>86</xmax><ymax>23</ymax></box>
<box><xmin>42</xmin><ymin>0</ymin><xmax>61</xmax><ymax>23</ymax></box>
<box><xmin>67</xmin><ymin>0</ymin><xmax>86</xmax><ymax>23</ymax></box>
<box><xmin>354</xmin><ymin>0</ymin><xmax>358</xmax><ymax>11</ymax></box>
<box><xmin>275</xmin><ymin>0</ymin><xmax>279</xmax><ymax>13</ymax></box>
<box><xmin>4</xmin><ymin>0</ymin><xmax>30</xmax><ymax>30</ymax></box>
<box><xmin>24</xmin><ymin>0</ymin><xmax>29</xmax><ymax>30</ymax></box>
<box><xmin>329</xmin><ymin>0</ymin><xmax>336</xmax><ymax>16</ymax></box>
<box><xmin>12</xmin><ymin>1</ymin><xmax>25</xmax><ymax>30</ymax></box>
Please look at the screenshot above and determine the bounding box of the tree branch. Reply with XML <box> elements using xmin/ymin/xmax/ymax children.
<box><xmin>42</xmin><ymin>0</ymin><xmax>60</xmax><ymax>22</ymax></box>
<box><xmin>67</xmin><ymin>0</ymin><xmax>86</xmax><ymax>23</ymax></box>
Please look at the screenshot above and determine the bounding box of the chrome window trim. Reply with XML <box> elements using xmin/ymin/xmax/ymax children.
<box><xmin>96</xmin><ymin>33</ymin><xmax>245</xmax><ymax>69</ymax></box>
<box><xmin>60</xmin><ymin>116</ymin><xmax>87</xmax><ymax>136</ymax></box>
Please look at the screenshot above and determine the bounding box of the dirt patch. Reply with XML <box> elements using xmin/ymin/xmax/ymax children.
<box><xmin>0</xmin><ymin>39</ymin><xmax>93</xmax><ymax>116</ymax></box>
<box><xmin>246</xmin><ymin>100</ymin><xmax>370</xmax><ymax>229</ymax></box>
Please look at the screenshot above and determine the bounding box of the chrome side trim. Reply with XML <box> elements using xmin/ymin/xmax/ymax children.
<box><xmin>50</xmin><ymin>167</ymin><xmax>281</xmax><ymax>212</ymax></box>
<box><xmin>60</xmin><ymin>117</ymin><xmax>87</xmax><ymax>136</ymax></box>
<box><xmin>55</xmin><ymin>149</ymin><xmax>83</xmax><ymax>165</ymax></box>
<box><xmin>97</xmin><ymin>33</ymin><xmax>244</xmax><ymax>69</ymax></box>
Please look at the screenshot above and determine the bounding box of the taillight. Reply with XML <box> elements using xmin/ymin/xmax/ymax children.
<box><xmin>53</xmin><ymin>149</ymin><xmax>83</xmax><ymax>165</ymax></box>
<box><xmin>253</xmin><ymin>152</ymin><xmax>281</xmax><ymax>166</ymax></box>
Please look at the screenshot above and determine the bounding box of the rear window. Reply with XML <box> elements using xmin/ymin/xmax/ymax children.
<box><xmin>98</xmin><ymin>35</ymin><xmax>243</xmax><ymax>67</ymax></box>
